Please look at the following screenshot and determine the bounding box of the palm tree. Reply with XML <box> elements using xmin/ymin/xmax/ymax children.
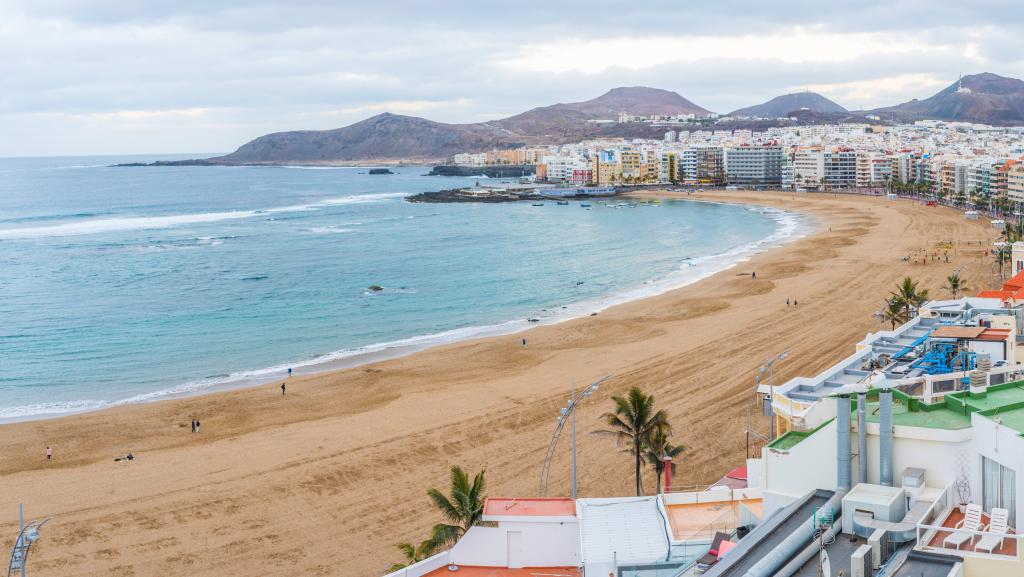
<box><xmin>891</xmin><ymin>277</ymin><xmax>929</xmax><ymax>322</ymax></box>
<box><xmin>426</xmin><ymin>466</ymin><xmax>486</xmax><ymax>551</ymax></box>
<box><xmin>594</xmin><ymin>387</ymin><xmax>672</xmax><ymax>496</ymax></box>
<box><xmin>945</xmin><ymin>273</ymin><xmax>968</xmax><ymax>299</ymax></box>
<box><xmin>881</xmin><ymin>296</ymin><xmax>908</xmax><ymax>330</ymax></box>
<box><xmin>644</xmin><ymin>430</ymin><xmax>684</xmax><ymax>494</ymax></box>
<box><xmin>388</xmin><ymin>539</ymin><xmax>435</xmax><ymax>572</ymax></box>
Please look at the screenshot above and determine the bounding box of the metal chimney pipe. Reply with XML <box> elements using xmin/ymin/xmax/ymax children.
<box><xmin>879</xmin><ymin>389</ymin><xmax>894</xmax><ymax>487</ymax></box>
<box><xmin>857</xmin><ymin>391</ymin><xmax>867</xmax><ymax>484</ymax></box>
<box><xmin>837</xmin><ymin>394</ymin><xmax>852</xmax><ymax>491</ymax></box>
<box><xmin>663</xmin><ymin>455</ymin><xmax>672</xmax><ymax>494</ymax></box>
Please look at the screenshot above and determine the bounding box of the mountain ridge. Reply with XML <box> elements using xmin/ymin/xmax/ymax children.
<box><xmin>195</xmin><ymin>74</ymin><xmax>1024</xmax><ymax>164</ymax></box>
<box><xmin>729</xmin><ymin>92</ymin><xmax>848</xmax><ymax>118</ymax></box>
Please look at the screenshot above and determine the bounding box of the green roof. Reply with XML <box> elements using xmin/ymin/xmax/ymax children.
<box><xmin>856</xmin><ymin>381</ymin><xmax>1024</xmax><ymax>434</ymax></box>
<box><xmin>767</xmin><ymin>418</ymin><xmax>834</xmax><ymax>450</ymax></box>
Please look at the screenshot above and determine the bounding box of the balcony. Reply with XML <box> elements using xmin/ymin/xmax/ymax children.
<box><xmin>915</xmin><ymin>485</ymin><xmax>1019</xmax><ymax>560</ymax></box>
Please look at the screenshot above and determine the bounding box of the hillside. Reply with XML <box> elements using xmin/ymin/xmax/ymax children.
<box><xmin>869</xmin><ymin>73</ymin><xmax>1024</xmax><ymax>125</ymax></box>
<box><xmin>494</xmin><ymin>86</ymin><xmax>710</xmax><ymax>137</ymax></box>
<box><xmin>207</xmin><ymin>87</ymin><xmax>710</xmax><ymax>164</ymax></box>
<box><xmin>214</xmin><ymin>113</ymin><xmax>519</xmax><ymax>164</ymax></box>
<box><xmin>729</xmin><ymin>92</ymin><xmax>847</xmax><ymax>118</ymax></box>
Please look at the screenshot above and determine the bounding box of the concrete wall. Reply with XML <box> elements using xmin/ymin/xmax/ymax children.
<box><xmin>762</xmin><ymin>419</ymin><xmax>837</xmax><ymax>518</ymax></box>
<box><xmin>448</xmin><ymin>521</ymin><xmax>580</xmax><ymax>568</ymax></box>
<box><xmin>381</xmin><ymin>552</ymin><xmax>450</xmax><ymax>577</ymax></box>
<box><xmin>971</xmin><ymin>414</ymin><xmax>1024</xmax><ymax>527</ymax></box>
<box><xmin>859</xmin><ymin>421</ymin><xmax>974</xmax><ymax>491</ymax></box>
<box><xmin>964</xmin><ymin>554</ymin><xmax>1024</xmax><ymax>577</ymax></box>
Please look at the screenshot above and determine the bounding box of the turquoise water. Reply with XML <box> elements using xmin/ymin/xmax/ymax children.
<box><xmin>0</xmin><ymin>156</ymin><xmax>803</xmax><ymax>420</ymax></box>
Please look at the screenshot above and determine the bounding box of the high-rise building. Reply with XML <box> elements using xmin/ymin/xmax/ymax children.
<box><xmin>725</xmin><ymin>145</ymin><xmax>782</xmax><ymax>187</ymax></box>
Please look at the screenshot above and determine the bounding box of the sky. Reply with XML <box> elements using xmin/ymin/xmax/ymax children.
<box><xmin>2</xmin><ymin>0</ymin><xmax>1023</xmax><ymax>157</ymax></box>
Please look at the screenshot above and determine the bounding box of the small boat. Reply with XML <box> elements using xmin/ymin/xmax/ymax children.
<box><xmin>532</xmin><ymin>203</ymin><xmax>545</xmax><ymax>207</ymax></box>
<box><xmin>556</xmin><ymin>200</ymin><xmax>569</xmax><ymax>205</ymax></box>
<box><xmin>580</xmin><ymin>202</ymin><xmax>591</xmax><ymax>207</ymax></box>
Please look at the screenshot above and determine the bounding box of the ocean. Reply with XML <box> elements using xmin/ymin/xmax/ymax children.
<box><xmin>0</xmin><ymin>155</ymin><xmax>807</xmax><ymax>420</ymax></box>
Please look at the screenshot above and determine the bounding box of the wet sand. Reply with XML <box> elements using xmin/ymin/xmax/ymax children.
<box><xmin>0</xmin><ymin>191</ymin><xmax>999</xmax><ymax>576</ymax></box>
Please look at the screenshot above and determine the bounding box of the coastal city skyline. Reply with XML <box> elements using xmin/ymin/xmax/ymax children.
<box><xmin>7</xmin><ymin>2</ymin><xmax>1024</xmax><ymax>577</ymax></box>
<box><xmin>3</xmin><ymin>0</ymin><xmax>1024</xmax><ymax>156</ymax></box>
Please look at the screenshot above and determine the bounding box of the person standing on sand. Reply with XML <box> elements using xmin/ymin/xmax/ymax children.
<box><xmin>281</xmin><ymin>382</ymin><xmax>286</xmax><ymax>395</ymax></box>
<box><xmin>522</xmin><ymin>337</ymin><xmax>527</xmax><ymax>349</ymax></box>
<box><xmin>191</xmin><ymin>418</ymin><xmax>196</xmax><ymax>434</ymax></box>
<box><xmin>195</xmin><ymin>419</ymin><xmax>200</xmax><ymax>434</ymax></box>
<box><xmin>752</xmin><ymin>271</ymin><xmax>756</xmax><ymax>279</ymax></box>
<box><xmin>46</xmin><ymin>446</ymin><xmax>52</xmax><ymax>461</ymax></box>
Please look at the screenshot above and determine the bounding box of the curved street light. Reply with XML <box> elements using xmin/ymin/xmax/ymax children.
<box><xmin>7</xmin><ymin>504</ymin><xmax>50</xmax><ymax>577</ymax></box>
<box><xmin>539</xmin><ymin>375</ymin><xmax>611</xmax><ymax>498</ymax></box>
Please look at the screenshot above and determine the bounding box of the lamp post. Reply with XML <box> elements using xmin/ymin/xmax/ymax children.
<box><xmin>7</xmin><ymin>504</ymin><xmax>49</xmax><ymax>577</ymax></box>
<box><xmin>757</xmin><ymin>351</ymin><xmax>789</xmax><ymax>441</ymax></box>
<box><xmin>539</xmin><ymin>375</ymin><xmax>610</xmax><ymax>498</ymax></box>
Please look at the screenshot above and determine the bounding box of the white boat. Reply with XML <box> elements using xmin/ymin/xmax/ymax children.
<box><xmin>965</xmin><ymin>210</ymin><xmax>979</xmax><ymax>220</ymax></box>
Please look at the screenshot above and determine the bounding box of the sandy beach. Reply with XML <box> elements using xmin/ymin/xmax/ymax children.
<box><xmin>0</xmin><ymin>191</ymin><xmax>999</xmax><ymax>577</ymax></box>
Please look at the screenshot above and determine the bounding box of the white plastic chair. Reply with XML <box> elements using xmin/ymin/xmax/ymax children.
<box><xmin>944</xmin><ymin>503</ymin><xmax>985</xmax><ymax>549</ymax></box>
<box><xmin>974</xmin><ymin>508</ymin><xmax>1010</xmax><ymax>554</ymax></box>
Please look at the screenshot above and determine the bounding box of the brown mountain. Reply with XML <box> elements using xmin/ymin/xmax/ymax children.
<box><xmin>869</xmin><ymin>73</ymin><xmax>1024</xmax><ymax>125</ymax></box>
<box><xmin>729</xmin><ymin>92</ymin><xmax>847</xmax><ymax>118</ymax></box>
<box><xmin>210</xmin><ymin>87</ymin><xmax>710</xmax><ymax>164</ymax></box>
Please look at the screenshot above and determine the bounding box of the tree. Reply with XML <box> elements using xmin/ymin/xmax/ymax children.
<box><xmin>594</xmin><ymin>387</ymin><xmax>672</xmax><ymax>496</ymax></box>
<box><xmin>644</xmin><ymin>430</ymin><xmax>684</xmax><ymax>494</ymax></box>
<box><xmin>881</xmin><ymin>296</ymin><xmax>908</xmax><ymax>330</ymax></box>
<box><xmin>426</xmin><ymin>466</ymin><xmax>486</xmax><ymax>551</ymax></box>
<box><xmin>388</xmin><ymin>540</ymin><xmax>435</xmax><ymax>572</ymax></box>
<box><xmin>945</xmin><ymin>273</ymin><xmax>968</xmax><ymax>299</ymax></box>
<box><xmin>891</xmin><ymin>277</ymin><xmax>929</xmax><ymax>322</ymax></box>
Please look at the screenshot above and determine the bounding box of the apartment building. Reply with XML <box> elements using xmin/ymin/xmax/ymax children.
<box><xmin>725</xmin><ymin>144</ymin><xmax>782</xmax><ymax>187</ymax></box>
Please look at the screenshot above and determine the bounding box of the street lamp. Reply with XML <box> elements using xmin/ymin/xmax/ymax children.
<box><xmin>539</xmin><ymin>375</ymin><xmax>611</xmax><ymax>498</ymax></box>
<box><xmin>7</xmin><ymin>504</ymin><xmax>50</xmax><ymax>577</ymax></box>
<box><xmin>757</xmin><ymin>351</ymin><xmax>789</xmax><ymax>441</ymax></box>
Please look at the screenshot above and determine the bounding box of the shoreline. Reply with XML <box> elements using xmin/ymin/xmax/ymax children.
<box><xmin>0</xmin><ymin>190</ymin><xmax>999</xmax><ymax>577</ymax></box>
<box><xmin>0</xmin><ymin>198</ymin><xmax>814</xmax><ymax>424</ymax></box>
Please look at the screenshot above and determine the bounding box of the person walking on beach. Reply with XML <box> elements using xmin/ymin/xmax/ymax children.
<box><xmin>46</xmin><ymin>446</ymin><xmax>52</xmax><ymax>461</ymax></box>
<box><xmin>521</xmin><ymin>337</ymin><xmax>527</xmax><ymax>349</ymax></box>
<box><xmin>195</xmin><ymin>419</ymin><xmax>200</xmax><ymax>434</ymax></box>
<box><xmin>191</xmin><ymin>418</ymin><xmax>196</xmax><ymax>434</ymax></box>
<box><xmin>752</xmin><ymin>271</ymin><xmax>756</xmax><ymax>279</ymax></box>
<box><xmin>288</xmin><ymin>367</ymin><xmax>292</xmax><ymax>378</ymax></box>
<box><xmin>281</xmin><ymin>382</ymin><xmax>286</xmax><ymax>395</ymax></box>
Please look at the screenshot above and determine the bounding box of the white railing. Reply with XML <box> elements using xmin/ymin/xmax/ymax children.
<box><xmin>380</xmin><ymin>552</ymin><xmax>450</xmax><ymax>577</ymax></box>
<box><xmin>915</xmin><ymin>523</ymin><xmax>1021</xmax><ymax>561</ymax></box>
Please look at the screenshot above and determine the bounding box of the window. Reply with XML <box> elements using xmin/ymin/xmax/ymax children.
<box><xmin>983</xmin><ymin>456</ymin><xmax>1016</xmax><ymax>527</ymax></box>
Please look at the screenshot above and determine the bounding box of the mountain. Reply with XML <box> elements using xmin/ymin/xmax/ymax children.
<box><xmin>209</xmin><ymin>87</ymin><xmax>710</xmax><ymax>164</ymax></box>
<box><xmin>216</xmin><ymin>113</ymin><xmax>517</xmax><ymax>164</ymax></box>
<box><xmin>494</xmin><ymin>86</ymin><xmax>710</xmax><ymax>136</ymax></box>
<box><xmin>729</xmin><ymin>92</ymin><xmax>847</xmax><ymax>118</ymax></box>
<box><xmin>869</xmin><ymin>73</ymin><xmax>1024</xmax><ymax>125</ymax></box>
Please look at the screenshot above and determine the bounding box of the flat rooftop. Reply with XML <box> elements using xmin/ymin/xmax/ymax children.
<box><xmin>857</xmin><ymin>381</ymin><xmax>1024</xmax><ymax>434</ymax></box>
<box><xmin>665</xmin><ymin>499</ymin><xmax>762</xmax><ymax>541</ymax></box>
<box><xmin>424</xmin><ymin>567</ymin><xmax>580</xmax><ymax>577</ymax></box>
<box><xmin>483</xmin><ymin>498</ymin><xmax>576</xmax><ymax>517</ymax></box>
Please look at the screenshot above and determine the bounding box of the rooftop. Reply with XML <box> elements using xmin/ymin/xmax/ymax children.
<box><xmin>423</xmin><ymin>567</ymin><xmax>580</xmax><ymax>577</ymax></box>
<box><xmin>482</xmin><ymin>498</ymin><xmax>576</xmax><ymax>518</ymax></box>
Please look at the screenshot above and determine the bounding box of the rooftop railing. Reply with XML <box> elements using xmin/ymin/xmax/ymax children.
<box><xmin>915</xmin><ymin>487</ymin><xmax>1020</xmax><ymax>561</ymax></box>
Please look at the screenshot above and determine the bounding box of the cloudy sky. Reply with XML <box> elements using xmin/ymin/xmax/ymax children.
<box><xmin>2</xmin><ymin>0</ymin><xmax>1022</xmax><ymax>157</ymax></box>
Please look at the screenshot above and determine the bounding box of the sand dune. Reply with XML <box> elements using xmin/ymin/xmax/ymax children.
<box><xmin>0</xmin><ymin>191</ymin><xmax>999</xmax><ymax>576</ymax></box>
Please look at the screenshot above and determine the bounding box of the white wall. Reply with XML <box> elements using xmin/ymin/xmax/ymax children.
<box><xmin>860</xmin><ymin>424</ymin><xmax>974</xmax><ymax>491</ymax></box>
<box><xmin>762</xmin><ymin>419</ymin><xmax>837</xmax><ymax>518</ymax></box>
<box><xmin>448</xmin><ymin>521</ymin><xmax>580</xmax><ymax>568</ymax></box>
<box><xmin>971</xmin><ymin>414</ymin><xmax>1024</xmax><ymax>527</ymax></box>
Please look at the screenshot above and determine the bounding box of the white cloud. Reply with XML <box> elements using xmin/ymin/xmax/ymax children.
<box><xmin>495</xmin><ymin>29</ymin><xmax>953</xmax><ymax>74</ymax></box>
<box><xmin>801</xmin><ymin>74</ymin><xmax>951</xmax><ymax>110</ymax></box>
